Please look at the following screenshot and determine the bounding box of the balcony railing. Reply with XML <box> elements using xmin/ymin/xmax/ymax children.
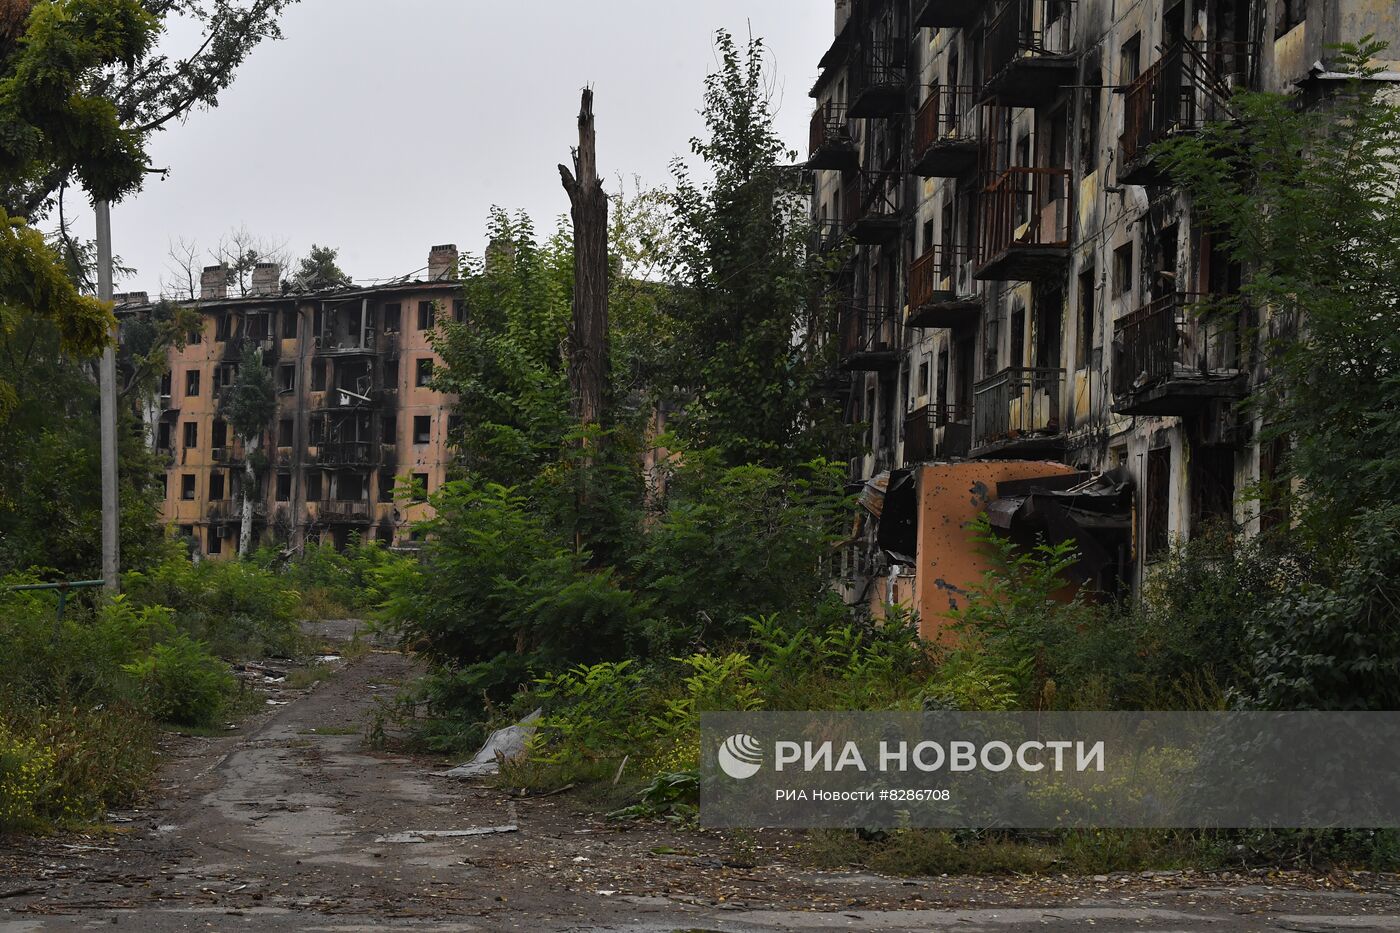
<box><xmin>849</xmin><ymin>42</ymin><xmax>906</xmax><ymax>118</ymax></box>
<box><xmin>315</xmin><ymin>331</ymin><xmax>395</xmax><ymax>356</ymax></box>
<box><xmin>972</xmin><ymin>366</ymin><xmax>1063</xmax><ymax>453</ymax></box>
<box><xmin>206</xmin><ymin>500</ymin><xmax>266</xmax><ymax>522</ymax></box>
<box><xmin>312</xmin><ymin>500</ymin><xmax>373</xmax><ymax>524</ymax></box>
<box><xmin>808</xmin><ymin>101</ymin><xmax>858</xmax><ymax>172</ymax></box>
<box><xmin>1112</xmin><ymin>292</ymin><xmax>1246</xmax><ymax>415</ymax></box>
<box><xmin>839</xmin><ymin>303</ymin><xmax>901</xmax><ymax>371</ymax></box>
<box><xmin>316</xmin><ymin>441</ymin><xmax>378</xmax><ymax>467</ymax></box>
<box><xmin>908</xmin><ymin>245</ymin><xmax>979</xmax><ymax>329</ymax></box>
<box><xmin>976</xmin><ymin>167</ymin><xmax>1071</xmax><ymax>281</ymax></box>
<box><xmin>1119</xmin><ymin>41</ymin><xmax>1252</xmax><ymax>184</ymax></box>
<box><xmin>903</xmin><ymin>404</ymin><xmax>972</xmax><ymax>464</ymax></box>
<box><xmin>980</xmin><ymin>0</ymin><xmax>1076</xmax><ymax>107</ymax></box>
<box><xmin>913</xmin><ymin>86</ymin><xmax>980</xmax><ymax>177</ymax></box>
<box><xmin>842</xmin><ymin>171</ymin><xmax>904</xmax><ymax>245</ymax></box>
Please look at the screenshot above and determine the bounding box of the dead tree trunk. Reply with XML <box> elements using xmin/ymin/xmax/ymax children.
<box><xmin>558</xmin><ymin>88</ymin><xmax>610</xmax><ymax>430</ymax></box>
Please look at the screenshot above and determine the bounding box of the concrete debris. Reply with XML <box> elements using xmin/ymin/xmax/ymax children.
<box><xmin>374</xmin><ymin>824</ymin><xmax>518</xmax><ymax>843</ymax></box>
<box><xmin>438</xmin><ymin>709</ymin><xmax>542</xmax><ymax>778</ymax></box>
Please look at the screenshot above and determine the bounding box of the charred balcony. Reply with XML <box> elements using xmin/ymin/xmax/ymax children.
<box><xmin>849</xmin><ymin>43</ymin><xmax>907</xmax><ymax>118</ymax></box>
<box><xmin>808</xmin><ymin>102</ymin><xmax>859</xmax><ymax>172</ymax></box>
<box><xmin>903</xmin><ymin>404</ymin><xmax>972</xmax><ymax>465</ymax></box>
<box><xmin>842</xmin><ymin>171</ymin><xmax>905</xmax><ymax>246</ymax></box>
<box><xmin>314</xmin><ymin>331</ymin><xmax>397</xmax><ymax>356</ymax></box>
<box><xmin>907</xmin><ymin>245</ymin><xmax>980</xmax><ymax>329</ymax></box>
<box><xmin>915</xmin><ymin>0</ymin><xmax>982</xmax><ymax>29</ymax></box>
<box><xmin>311</xmin><ymin>500</ymin><xmax>373</xmax><ymax>525</ymax></box>
<box><xmin>975</xmin><ymin>167</ymin><xmax>1071</xmax><ymax>282</ymax></box>
<box><xmin>970</xmin><ymin>366</ymin><xmax>1065</xmax><ymax>459</ymax></box>
<box><xmin>912</xmin><ymin>87</ymin><xmax>980</xmax><ymax>178</ymax></box>
<box><xmin>1112</xmin><ymin>292</ymin><xmax>1247</xmax><ymax>416</ymax></box>
<box><xmin>1118</xmin><ymin>42</ymin><xmax>1252</xmax><ymax>186</ymax></box>
<box><xmin>839</xmin><ymin>302</ymin><xmax>901</xmax><ymax>372</ymax></box>
<box><xmin>979</xmin><ymin>0</ymin><xmax>1077</xmax><ymax>108</ymax></box>
<box><xmin>316</xmin><ymin>441</ymin><xmax>379</xmax><ymax>468</ymax></box>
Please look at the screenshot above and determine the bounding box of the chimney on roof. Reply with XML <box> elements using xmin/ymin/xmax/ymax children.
<box><xmin>428</xmin><ymin>244</ymin><xmax>459</xmax><ymax>282</ymax></box>
<box><xmin>201</xmin><ymin>264</ymin><xmax>228</xmax><ymax>301</ymax></box>
<box><xmin>251</xmin><ymin>261</ymin><xmax>281</xmax><ymax>296</ymax></box>
<box><xmin>115</xmin><ymin>291</ymin><xmax>149</xmax><ymax>307</ymax></box>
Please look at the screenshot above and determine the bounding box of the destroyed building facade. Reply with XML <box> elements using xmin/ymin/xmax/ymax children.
<box><xmin>811</xmin><ymin>0</ymin><xmax>1399</xmax><ymax>623</ymax></box>
<box><xmin>118</xmin><ymin>244</ymin><xmax>463</xmax><ymax>557</ymax></box>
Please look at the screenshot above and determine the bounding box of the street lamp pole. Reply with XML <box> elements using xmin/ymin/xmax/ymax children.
<box><xmin>96</xmin><ymin>199</ymin><xmax>120</xmax><ymax>592</ymax></box>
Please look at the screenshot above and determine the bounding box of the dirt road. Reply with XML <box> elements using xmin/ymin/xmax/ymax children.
<box><xmin>4</xmin><ymin>633</ymin><xmax>1400</xmax><ymax>931</ymax></box>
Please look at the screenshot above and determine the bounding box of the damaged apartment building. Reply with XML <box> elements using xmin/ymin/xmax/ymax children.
<box><xmin>810</xmin><ymin>0</ymin><xmax>1398</xmax><ymax>635</ymax></box>
<box><xmin>116</xmin><ymin>245</ymin><xmax>464</xmax><ymax>558</ymax></box>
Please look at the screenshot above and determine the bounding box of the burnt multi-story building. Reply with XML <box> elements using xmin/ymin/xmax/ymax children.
<box><xmin>118</xmin><ymin>244</ymin><xmax>463</xmax><ymax>558</ymax></box>
<box><xmin>812</xmin><ymin>0</ymin><xmax>1399</xmax><ymax>605</ymax></box>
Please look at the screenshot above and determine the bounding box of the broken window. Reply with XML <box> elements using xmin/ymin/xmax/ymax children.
<box><xmin>185</xmin><ymin>369</ymin><xmax>200</xmax><ymax>397</ymax></box>
<box><xmin>188</xmin><ymin>325</ymin><xmax>203</xmax><ymax>344</ymax></box>
<box><xmin>209</xmin><ymin>471</ymin><xmax>225</xmax><ymax>501</ymax></box>
<box><xmin>215</xmin><ymin>314</ymin><xmax>232</xmax><ymax>342</ymax></box>
<box><xmin>275</xmin><ymin>472</ymin><xmax>291</xmax><ymax>502</ymax></box>
<box><xmin>207</xmin><ymin>527</ymin><xmax>222</xmax><ymax>555</ymax></box>
<box><xmin>1190</xmin><ymin>445</ymin><xmax>1235</xmax><ymax>532</ymax></box>
<box><xmin>1077</xmin><ymin>267</ymin><xmax>1095</xmax><ymax>370</ymax></box>
<box><xmin>381</xmin><ymin>413</ymin><xmax>397</xmax><ymax>445</ymax></box>
<box><xmin>453</xmin><ymin>299</ymin><xmax>467</xmax><ymax>323</ymax></box>
<box><xmin>1113</xmin><ymin>241</ymin><xmax>1134</xmax><ymax>297</ymax></box>
<box><xmin>281</xmin><ymin>310</ymin><xmax>297</xmax><ymax>339</ymax></box>
<box><xmin>157</xmin><ymin>421</ymin><xmax>172</xmax><ymax>451</ymax></box>
<box><xmin>1120</xmin><ymin>33</ymin><xmax>1141</xmax><ymax>83</ymax></box>
<box><xmin>309</xmin><ymin>418</ymin><xmax>324</xmax><ymax>447</ymax></box>
<box><xmin>311</xmin><ymin>360</ymin><xmax>326</xmax><ymax>392</ymax></box>
<box><xmin>412</xmin><ymin>472</ymin><xmax>429</xmax><ymax>502</ymax></box>
<box><xmin>278</xmin><ymin>364</ymin><xmax>295</xmax><ymax>393</ymax></box>
<box><xmin>212</xmin><ymin>419</ymin><xmax>228</xmax><ymax>448</ymax></box>
<box><xmin>180</xmin><ymin>474</ymin><xmax>196</xmax><ymax>500</ymax></box>
<box><xmin>337</xmin><ymin>472</ymin><xmax>367</xmax><ymax>501</ymax></box>
<box><xmin>416</xmin><ymin>358</ymin><xmax>434</xmax><ymax>388</ymax></box>
<box><xmin>183</xmin><ymin>421</ymin><xmax>198</xmax><ymax>449</ymax></box>
<box><xmin>413</xmin><ymin>415</ymin><xmax>431</xmax><ymax>445</ymax></box>
<box><xmin>278</xmin><ymin>418</ymin><xmax>294</xmax><ymax>448</ymax></box>
<box><xmin>917</xmin><ymin>359</ymin><xmax>930</xmax><ymax>400</ymax></box>
<box><xmin>1079</xmin><ymin>65</ymin><xmax>1102</xmax><ymax>172</ymax></box>
<box><xmin>378</xmin><ymin>470</ymin><xmax>397</xmax><ymax>500</ymax></box>
<box><xmin>383</xmin><ymin>303</ymin><xmax>402</xmax><ymax>332</ymax></box>
<box><xmin>160</xmin><ymin>370</ymin><xmax>173</xmax><ymax>397</ymax></box>
<box><xmin>1145</xmin><ymin>446</ymin><xmax>1171</xmax><ymax>561</ymax></box>
<box><xmin>306</xmin><ymin>471</ymin><xmax>323</xmax><ymax>501</ymax></box>
<box><xmin>417</xmin><ymin>301</ymin><xmax>436</xmax><ymax>331</ymax></box>
<box><xmin>384</xmin><ymin>359</ymin><xmax>399</xmax><ymax>390</ymax></box>
<box><xmin>158</xmin><ymin>474</ymin><xmax>168</xmax><ymax>499</ymax></box>
<box><xmin>1275</xmin><ymin>0</ymin><xmax>1304</xmax><ymax>38</ymax></box>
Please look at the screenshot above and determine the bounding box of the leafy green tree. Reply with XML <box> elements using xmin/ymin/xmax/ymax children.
<box><xmin>220</xmin><ymin>345</ymin><xmax>277</xmax><ymax>557</ymax></box>
<box><xmin>666</xmin><ymin>30</ymin><xmax>842</xmax><ymax>468</ymax></box>
<box><xmin>294</xmin><ymin>243</ymin><xmax>352</xmax><ymax>290</ymax></box>
<box><xmin>2</xmin><ymin>0</ymin><xmax>296</xmax><ymax>219</ymax></box>
<box><xmin>1157</xmin><ymin>38</ymin><xmax>1400</xmax><ymax>709</ymax></box>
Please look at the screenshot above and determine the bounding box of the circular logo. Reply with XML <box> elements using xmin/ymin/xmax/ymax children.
<box><xmin>717</xmin><ymin>733</ymin><xmax>763</xmax><ymax>780</ymax></box>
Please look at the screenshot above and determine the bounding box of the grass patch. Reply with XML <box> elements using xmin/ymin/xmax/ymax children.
<box><xmin>284</xmin><ymin>665</ymin><xmax>334</xmax><ymax>690</ymax></box>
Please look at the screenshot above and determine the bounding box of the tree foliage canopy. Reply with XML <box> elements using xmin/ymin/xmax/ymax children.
<box><xmin>666</xmin><ymin>30</ymin><xmax>842</xmax><ymax>468</ymax></box>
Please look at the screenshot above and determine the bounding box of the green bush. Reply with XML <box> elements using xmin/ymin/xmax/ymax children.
<box><xmin>123</xmin><ymin>556</ymin><xmax>302</xmax><ymax>658</ymax></box>
<box><xmin>122</xmin><ymin>634</ymin><xmax>235</xmax><ymax>727</ymax></box>
<box><xmin>265</xmin><ymin>537</ymin><xmax>408</xmax><ymax>619</ymax></box>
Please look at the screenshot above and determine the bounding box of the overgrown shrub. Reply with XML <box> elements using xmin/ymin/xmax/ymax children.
<box><xmin>264</xmin><ymin>537</ymin><xmax>407</xmax><ymax>619</ymax></box>
<box><xmin>122</xmin><ymin>634</ymin><xmax>235</xmax><ymax>727</ymax></box>
<box><xmin>123</xmin><ymin>556</ymin><xmax>302</xmax><ymax>658</ymax></box>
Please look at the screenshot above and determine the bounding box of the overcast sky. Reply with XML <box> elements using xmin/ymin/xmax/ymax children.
<box><xmin>101</xmin><ymin>0</ymin><xmax>832</xmax><ymax>296</ymax></box>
